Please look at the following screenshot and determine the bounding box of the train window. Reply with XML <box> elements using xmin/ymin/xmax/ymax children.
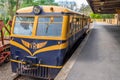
<box><xmin>77</xmin><ymin>21</ymin><xmax>79</xmax><ymax>31</ymax></box>
<box><xmin>80</xmin><ymin>18</ymin><xmax>82</xmax><ymax>29</ymax></box>
<box><xmin>76</xmin><ymin>18</ymin><xmax>79</xmax><ymax>31</ymax></box>
<box><xmin>14</xmin><ymin>16</ymin><xmax>34</xmax><ymax>36</ymax></box>
<box><xmin>37</xmin><ymin>16</ymin><xmax>63</xmax><ymax>36</ymax></box>
<box><xmin>81</xmin><ymin>19</ymin><xmax>83</xmax><ymax>29</ymax></box>
<box><xmin>79</xmin><ymin>19</ymin><xmax>80</xmax><ymax>29</ymax></box>
<box><xmin>78</xmin><ymin>18</ymin><xmax>80</xmax><ymax>30</ymax></box>
<box><xmin>39</xmin><ymin>17</ymin><xmax>63</xmax><ymax>22</ymax></box>
<box><xmin>69</xmin><ymin>17</ymin><xmax>72</xmax><ymax>34</ymax></box>
<box><xmin>71</xmin><ymin>17</ymin><xmax>73</xmax><ymax>32</ymax></box>
<box><xmin>39</xmin><ymin>17</ymin><xmax>50</xmax><ymax>22</ymax></box>
<box><xmin>54</xmin><ymin>17</ymin><xmax>63</xmax><ymax>22</ymax></box>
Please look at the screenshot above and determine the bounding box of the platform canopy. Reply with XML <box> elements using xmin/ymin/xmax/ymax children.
<box><xmin>87</xmin><ymin>0</ymin><xmax>120</xmax><ymax>14</ymax></box>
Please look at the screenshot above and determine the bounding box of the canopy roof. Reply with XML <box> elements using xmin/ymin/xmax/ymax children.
<box><xmin>87</xmin><ymin>0</ymin><xmax>120</xmax><ymax>14</ymax></box>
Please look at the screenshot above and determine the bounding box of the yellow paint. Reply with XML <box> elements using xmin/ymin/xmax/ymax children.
<box><xmin>11</xmin><ymin>59</ymin><xmax>26</xmax><ymax>64</ymax></box>
<box><xmin>10</xmin><ymin>40</ymin><xmax>33</xmax><ymax>56</ymax></box>
<box><xmin>10</xmin><ymin>40</ymin><xmax>68</xmax><ymax>56</ymax></box>
<box><xmin>62</xmin><ymin>16</ymin><xmax>69</xmax><ymax>39</ymax></box>
<box><xmin>33</xmin><ymin>41</ymin><xmax>68</xmax><ymax>56</ymax></box>
<box><xmin>11</xmin><ymin>15</ymin><xmax>63</xmax><ymax>40</ymax></box>
<box><xmin>22</xmin><ymin>39</ymin><xmax>47</xmax><ymax>49</ymax></box>
<box><xmin>11</xmin><ymin>7</ymin><xmax>88</xmax><ymax>40</ymax></box>
<box><xmin>11</xmin><ymin>34</ymin><xmax>66</xmax><ymax>40</ymax></box>
<box><xmin>11</xmin><ymin>59</ymin><xmax>63</xmax><ymax>69</ymax></box>
<box><xmin>36</xmin><ymin>41</ymin><xmax>47</xmax><ymax>49</ymax></box>
<box><xmin>21</xmin><ymin>40</ymin><xmax>31</xmax><ymax>48</ymax></box>
<box><xmin>11</xmin><ymin>16</ymin><xmax>16</xmax><ymax>34</ymax></box>
<box><xmin>17</xmin><ymin>6</ymin><xmax>33</xmax><ymax>13</ymax></box>
<box><xmin>16</xmin><ymin>6</ymin><xmax>80</xmax><ymax>14</ymax></box>
<box><xmin>32</xmin><ymin>16</ymin><xmax>38</xmax><ymax>36</ymax></box>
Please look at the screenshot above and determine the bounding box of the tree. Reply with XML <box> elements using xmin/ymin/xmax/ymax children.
<box><xmin>90</xmin><ymin>13</ymin><xmax>114</xmax><ymax>19</ymax></box>
<box><xmin>21</xmin><ymin>0</ymin><xmax>34</xmax><ymax>7</ymax></box>
<box><xmin>21</xmin><ymin>0</ymin><xmax>56</xmax><ymax>7</ymax></box>
<box><xmin>8</xmin><ymin>0</ymin><xmax>17</xmax><ymax>19</ymax></box>
<box><xmin>79</xmin><ymin>4</ymin><xmax>92</xmax><ymax>16</ymax></box>
<box><xmin>58</xmin><ymin>1</ymin><xmax>76</xmax><ymax>10</ymax></box>
<box><xmin>0</xmin><ymin>0</ymin><xmax>21</xmax><ymax>19</ymax></box>
<box><xmin>0</xmin><ymin>0</ymin><xmax>7</xmax><ymax>19</ymax></box>
<box><xmin>0</xmin><ymin>0</ymin><xmax>57</xmax><ymax>20</ymax></box>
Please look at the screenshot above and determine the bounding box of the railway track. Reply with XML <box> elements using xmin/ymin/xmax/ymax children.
<box><xmin>13</xmin><ymin>75</ymin><xmax>53</xmax><ymax>80</ymax></box>
<box><xmin>13</xmin><ymin>75</ymin><xmax>39</xmax><ymax>80</ymax></box>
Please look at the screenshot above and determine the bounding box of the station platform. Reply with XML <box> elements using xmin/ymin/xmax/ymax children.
<box><xmin>55</xmin><ymin>22</ymin><xmax>120</xmax><ymax>80</ymax></box>
<box><xmin>66</xmin><ymin>22</ymin><xmax>120</xmax><ymax>80</ymax></box>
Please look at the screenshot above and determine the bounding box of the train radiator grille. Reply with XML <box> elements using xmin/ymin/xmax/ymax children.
<box><xmin>17</xmin><ymin>63</ymin><xmax>60</xmax><ymax>79</ymax></box>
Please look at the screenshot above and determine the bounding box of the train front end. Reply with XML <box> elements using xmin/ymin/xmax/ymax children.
<box><xmin>10</xmin><ymin>6</ymin><xmax>68</xmax><ymax>79</ymax></box>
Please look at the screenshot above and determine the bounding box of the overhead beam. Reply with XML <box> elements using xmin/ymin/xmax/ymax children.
<box><xmin>87</xmin><ymin>0</ymin><xmax>120</xmax><ymax>14</ymax></box>
<box><xmin>93</xmin><ymin>6</ymin><xmax>120</xmax><ymax>10</ymax></box>
<box><xmin>94</xmin><ymin>10</ymin><xmax>116</xmax><ymax>13</ymax></box>
<box><xmin>92</xmin><ymin>0</ymin><xmax>120</xmax><ymax>4</ymax></box>
<box><xmin>93</xmin><ymin>5</ymin><xmax>120</xmax><ymax>7</ymax></box>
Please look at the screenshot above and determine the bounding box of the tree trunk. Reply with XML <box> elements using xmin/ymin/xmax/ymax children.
<box><xmin>16</xmin><ymin>0</ymin><xmax>19</xmax><ymax>11</ymax></box>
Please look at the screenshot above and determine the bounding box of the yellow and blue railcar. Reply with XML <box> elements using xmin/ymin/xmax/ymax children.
<box><xmin>10</xmin><ymin>6</ymin><xmax>89</xmax><ymax>79</ymax></box>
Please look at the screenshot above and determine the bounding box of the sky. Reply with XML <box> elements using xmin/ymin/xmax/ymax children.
<box><xmin>55</xmin><ymin>0</ymin><xmax>88</xmax><ymax>7</ymax></box>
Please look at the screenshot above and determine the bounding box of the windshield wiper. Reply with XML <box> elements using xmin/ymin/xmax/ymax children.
<box><xmin>45</xmin><ymin>23</ymin><xmax>49</xmax><ymax>33</ymax></box>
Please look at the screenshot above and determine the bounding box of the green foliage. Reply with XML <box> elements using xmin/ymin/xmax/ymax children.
<box><xmin>0</xmin><ymin>3</ymin><xmax>4</xmax><ymax>8</ymax></box>
<box><xmin>0</xmin><ymin>0</ymin><xmax>17</xmax><ymax>19</ymax></box>
<box><xmin>21</xmin><ymin>0</ymin><xmax>56</xmax><ymax>7</ymax></box>
<box><xmin>21</xmin><ymin>0</ymin><xmax>34</xmax><ymax>7</ymax></box>
<box><xmin>90</xmin><ymin>13</ymin><xmax>114</xmax><ymax>19</ymax></box>
<box><xmin>5</xmin><ymin>25</ymin><xmax>11</xmax><ymax>36</ymax></box>
<box><xmin>2</xmin><ymin>25</ymin><xmax>11</xmax><ymax>36</ymax></box>
<box><xmin>0</xmin><ymin>0</ymin><xmax>57</xmax><ymax>20</ymax></box>
<box><xmin>79</xmin><ymin>4</ymin><xmax>92</xmax><ymax>16</ymax></box>
<box><xmin>90</xmin><ymin>13</ymin><xmax>101</xmax><ymax>19</ymax></box>
<box><xmin>3</xmin><ymin>17</ymin><xmax>9</xmax><ymax>24</ymax></box>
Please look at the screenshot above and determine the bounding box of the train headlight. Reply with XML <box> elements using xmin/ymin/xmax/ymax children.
<box><xmin>33</xmin><ymin>6</ymin><xmax>42</xmax><ymax>15</ymax></box>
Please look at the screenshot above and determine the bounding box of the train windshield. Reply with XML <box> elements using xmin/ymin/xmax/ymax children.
<box><xmin>14</xmin><ymin>16</ymin><xmax>34</xmax><ymax>36</ymax></box>
<box><xmin>36</xmin><ymin>16</ymin><xmax>63</xmax><ymax>36</ymax></box>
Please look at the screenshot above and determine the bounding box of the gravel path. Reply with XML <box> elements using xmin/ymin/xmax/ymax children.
<box><xmin>0</xmin><ymin>62</ymin><xmax>47</xmax><ymax>80</ymax></box>
<box><xmin>0</xmin><ymin>62</ymin><xmax>12</xmax><ymax>80</ymax></box>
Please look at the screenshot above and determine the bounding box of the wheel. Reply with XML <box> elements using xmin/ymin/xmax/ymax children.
<box><xmin>4</xmin><ymin>56</ymin><xmax>10</xmax><ymax>63</ymax></box>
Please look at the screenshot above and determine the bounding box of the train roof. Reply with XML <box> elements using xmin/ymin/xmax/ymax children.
<box><xmin>16</xmin><ymin>6</ymin><xmax>84</xmax><ymax>16</ymax></box>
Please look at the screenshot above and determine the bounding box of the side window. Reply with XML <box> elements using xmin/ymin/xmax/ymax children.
<box><xmin>69</xmin><ymin>16</ymin><xmax>74</xmax><ymax>34</ymax></box>
<box><xmin>73</xmin><ymin>17</ymin><xmax>75</xmax><ymax>33</ymax></box>
<box><xmin>71</xmin><ymin>17</ymin><xmax>74</xmax><ymax>34</ymax></box>
<box><xmin>74</xmin><ymin>17</ymin><xmax>76</xmax><ymax>33</ymax></box>
<box><xmin>76</xmin><ymin>17</ymin><xmax>79</xmax><ymax>31</ymax></box>
<box><xmin>81</xmin><ymin>18</ymin><xmax>84</xmax><ymax>28</ymax></box>
<box><xmin>78</xmin><ymin>18</ymin><xmax>80</xmax><ymax>30</ymax></box>
<box><xmin>80</xmin><ymin>18</ymin><xmax>82</xmax><ymax>29</ymax></box>
<box><xmin>69</xmin><ymin>16</ymin><xmax>72</xmax><ymax>34</ymax></box>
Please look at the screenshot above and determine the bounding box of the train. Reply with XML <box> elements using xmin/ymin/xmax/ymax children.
<box><xmin>10</xmin><ymin>5</ymin><xmax>90</xmax><ymax>79</ymax></box>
